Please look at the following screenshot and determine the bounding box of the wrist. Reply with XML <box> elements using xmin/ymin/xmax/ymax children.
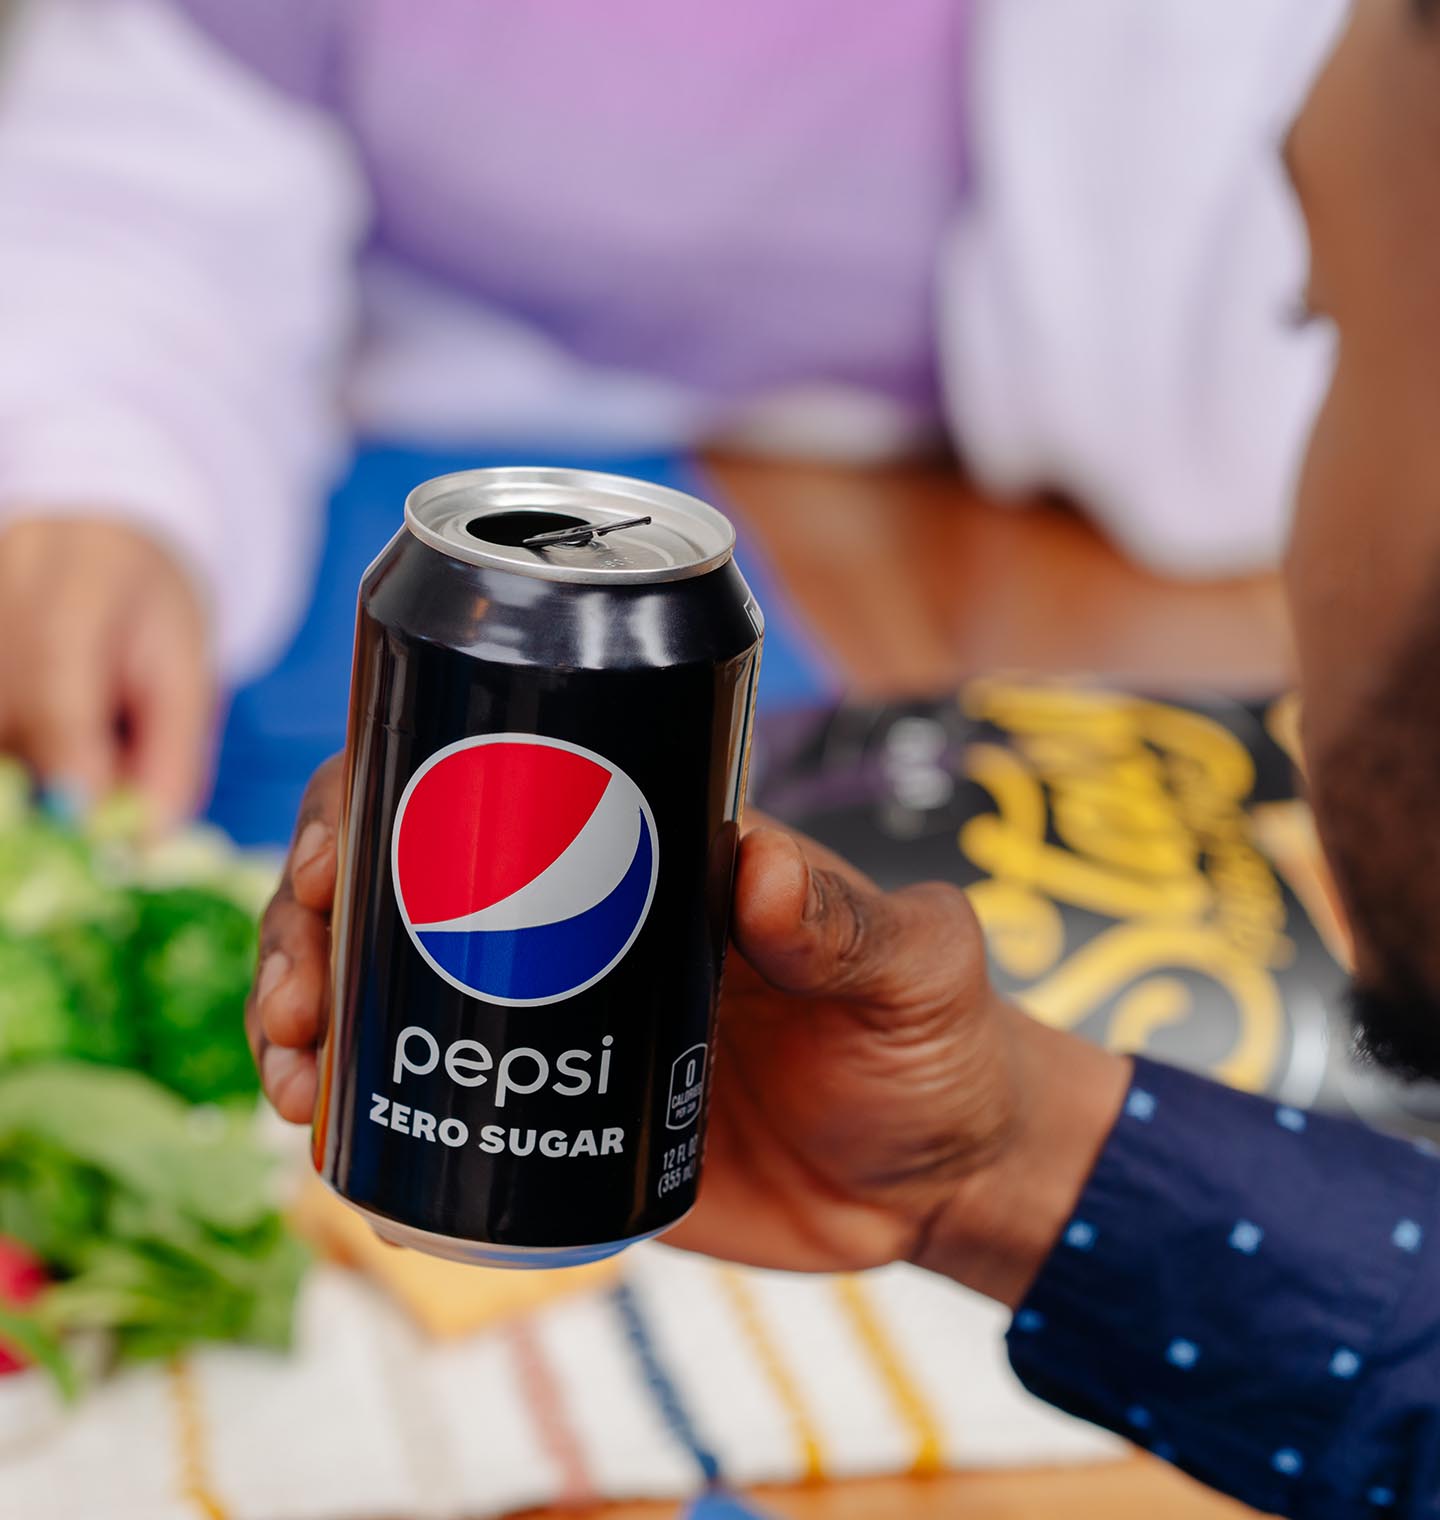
<box><xmin>911</xmin><ymin>1009</ymin><xmax>1130</xmax><ymax>1308</ymax></box>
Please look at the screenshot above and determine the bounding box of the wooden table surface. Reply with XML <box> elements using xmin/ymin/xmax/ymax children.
<box><xmin>709</xmin><ymin>452</ymin><xmax>1292</xmax><ymax>698</ymax></box>
<box><xmin>531</xmin><ymin>453</ymin><xmax>1291</xmax><ymax>1520</ymax></box>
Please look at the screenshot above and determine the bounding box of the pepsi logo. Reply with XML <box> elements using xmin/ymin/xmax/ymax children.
<box><xmin>392</xmin><ymin>735</ymin><xmax>659</xmax><ymax>1006</ymax></box>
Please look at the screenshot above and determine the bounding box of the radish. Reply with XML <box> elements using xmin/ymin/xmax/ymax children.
<box><xmin>0</xmin><ymin>1238</ymin><xmax>47</xmax><ymax>1374</ymax></box>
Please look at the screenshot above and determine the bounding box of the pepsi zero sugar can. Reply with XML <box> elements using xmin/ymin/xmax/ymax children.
<box><xmin>313</xmin><ymin>467</ymin><xmax>764</xmax><ymax>1267</ymax></box>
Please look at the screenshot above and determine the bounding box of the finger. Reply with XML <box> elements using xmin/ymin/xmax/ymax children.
<box><xmin>255</xmin><ymin>896</ymin><xmax>329</xmax><ymax>1050</ymax></box>
<box><xmin>122</xmin><ymin>602</ymin><xmax>215</xmax><ymax>827</ymax></box>
<box><xmin>261</xmin><ymin>1046</ymin><xmax>318</xmax><ymax>1124</ymax></box>
<box><xmin>732</xmin><ymin>827</ymin><xmax>984</xmax><ymax>1013</ymax></box>
<box><xmin>740</xmin><ymin>814</ymin><xmax>874</xmax><ymax>887</ymax></box>
<box><xmin>286</xmin><ymin>756</ymin><xmax>344</xmax><ymax>913</ymax></box>
<box><xmin>13</xmin><ymin>597</ymin><xmax>118</xmax><ymax>802</ymax></box>
<box><xmin>739</xmin><ymin>806</ymin><xmax>776</xmax><ymax>837</ymax></box>
<box><xmin>245</xmin><ymin>944</ymin><xmax>320</xmax><ymax>1123</ymax></box>
<box><xmin>244</xmin><ymin>977</ymin><xmax>264</xmax><ymax>1068</ymax></box>
<box><xmin>730</xmin><ymin>828</ymin><xmax>873</xmax><ymax>995</ymax></box>
<box><xmin>720</xmin><ymin>823</ymin><xmax>875</xmax><ymax>1001</ymax></box>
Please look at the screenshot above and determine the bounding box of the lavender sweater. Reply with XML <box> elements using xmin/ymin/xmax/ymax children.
<box><xmin>0</xmin><ymin>0</ymin><xmax>1340</xmax><ymax>679</ymax></box>
<box><xmin>173</xmin><ymin>0</ymin><xmax>969</xmax><ymax>411</ymax></box>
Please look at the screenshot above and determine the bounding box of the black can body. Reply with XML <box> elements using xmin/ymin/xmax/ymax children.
<box><xmin>314</xmin><ymin>473</ymin><xmax>762</xmax><ymax>1266</ymax></box>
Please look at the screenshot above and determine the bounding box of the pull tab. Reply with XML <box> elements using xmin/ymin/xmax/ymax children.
<box><xmin>522</xmin><ymin>514</ymin><xmax>653</xmax><ymax>549</ymax></box>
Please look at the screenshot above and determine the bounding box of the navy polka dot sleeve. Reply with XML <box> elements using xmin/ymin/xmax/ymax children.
<box><xmin>1007</xmin><ymin>1057</ymin><xmax>1440</xmax><ymax>1518</ymax></box>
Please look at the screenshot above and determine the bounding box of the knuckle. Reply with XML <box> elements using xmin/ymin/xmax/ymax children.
<box><xmin>904</xmin><ymin>879</ymin><xmax>979</xmax><ymax>931</ymax></box>
<box><xmin>317</xmin><ymin>752</ymin><xmax>344</xmax><ymax>793</ymax></box>
<box><xmin>258</xmin><ymin>895</ymin><xmax>297</xmax><ymax>951</ymax></box>
<box><xmin>29</xmin><ymin>682</ymin><xmax>87</xmax><ymax>740</ymax></box>
<box><xmin>813</xmin><ymin>869</ymin><xmax>869</xmax><ymax>971</ymax></box>
<box><xmin>48</xmin><ymin>583</ymin><xmax>112</xmax><ymax>643</ymax></box>
<box><xmin>297</xmin><ymin>754</ymin><xmax>344</xmax><ymax>822</ymax></box>
<box><xmin>261</xmin><ymin>989</ymin><xmax>304</xmax><ymax>1047</ymax></box>
<box><xmin>898</xmin><ymin>881</ymin><xmax>986</xmax><ymax>1006</ymax></box>
<box><xmin>243</xmin><ymin>994</ymin><xmax>264</xmax><ymax>1060</ymax></box>
<box><xmin>0</xmin><ymin>521</ymin><xmax>48</xmax><ymax>566</ymax></box>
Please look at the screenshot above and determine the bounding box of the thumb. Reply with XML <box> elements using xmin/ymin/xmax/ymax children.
<box><xmin>732</xmin><ymin>827</ymin><xmax>984</xmax><ymax>1012</ymax></box>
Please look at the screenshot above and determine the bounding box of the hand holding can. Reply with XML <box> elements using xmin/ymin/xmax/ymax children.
<box><xmin>251</xmin><ymin>760</ymin><xmax>1095</xmax><ymax>1301</ymax></box>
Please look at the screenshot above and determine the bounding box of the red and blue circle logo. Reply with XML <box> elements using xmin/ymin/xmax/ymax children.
<box><xmin>392</xmin><ymin>735</ymin><xmax>659</xmax><ymax>1006</ymax></box>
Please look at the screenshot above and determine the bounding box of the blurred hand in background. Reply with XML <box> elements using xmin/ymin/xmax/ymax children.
<box><xmin>0</xmin><ymin>517</ymin><xmax>214</xmax><ymax>826</ymax></box>
<box><xmin>0</xmin><ymin>0</ymin><xmax>1349</xmax><ymax>837</ymax></box>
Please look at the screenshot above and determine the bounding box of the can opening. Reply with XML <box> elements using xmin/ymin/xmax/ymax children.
<box><xmin>466</xmin><ymin>510</ymin><xmax>589</xmax><ymax>547</ymax></box>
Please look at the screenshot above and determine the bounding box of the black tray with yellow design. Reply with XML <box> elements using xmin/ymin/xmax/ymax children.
<box><xmin>753</xmin><ymin>680</ymin><xmax>1440</xmax><ymax>1139</ymax></box>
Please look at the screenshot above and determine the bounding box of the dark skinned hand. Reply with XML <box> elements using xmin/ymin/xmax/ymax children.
<box><xmin>247</xmin><ymin>755</ymin><xmax>1127</xmax><ymax>1303</ymax></box>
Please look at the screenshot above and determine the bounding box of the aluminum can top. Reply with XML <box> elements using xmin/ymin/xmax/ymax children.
<box><xmin>404</xmin><ymin>466</ymin><xmax>736</xmax><ymax>586</ymax></box>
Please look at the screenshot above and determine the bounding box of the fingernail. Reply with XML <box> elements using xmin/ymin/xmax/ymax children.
<box><xmin>294</xmin><ymin>820</ymin><xmax>331</xmax><ymax>875</ymax></box>
<box><xmin>262</xmin><ymin>1044</ymin><xmax>300</xmax><ymax>1094</ymax></box>
<box><xmin>256</xmin><ymin>951</ymin><xmax>290</xmax><ymax>1005</ymax></box>
<box><xmin>792</xmin><ymin>838</ymin><xmax>822</xmax><ymax>923</ymax></box>
<box><xmin>40</xmin><ymin>782</ymin><xmax>92</xmax><ymax>824</ymax></box>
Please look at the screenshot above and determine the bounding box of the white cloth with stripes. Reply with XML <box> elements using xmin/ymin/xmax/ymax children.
<box><xmin>0</xmin><ymin>1247</ymin><xmax>1119</xmax><ymax>1519</ymax></box>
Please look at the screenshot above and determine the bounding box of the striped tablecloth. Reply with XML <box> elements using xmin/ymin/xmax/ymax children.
<box><xmin>0</xmin><ymin>1246</ymin><xmax>1119</xmax><ymax>1519</ymax></box>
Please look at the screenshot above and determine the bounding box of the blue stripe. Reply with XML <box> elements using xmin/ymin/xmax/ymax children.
<box><xmin>684</xmin><ymin>1492</ymin><xmax>775</xmax><ymax>1519</ymax></box>
<box><xmin>419</xmin><ymin>811</ymin><xmax>652</xmax><ymax>1000</ymax></box>
<box><xmin>611</xmin><ymin>1281</ymin><xmax>722</xmax><ymax>1484</ymax></box>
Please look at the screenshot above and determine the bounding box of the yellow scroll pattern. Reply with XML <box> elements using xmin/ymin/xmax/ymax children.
<box><xmin>960</xmin><ymin>682</ymin><xmax>1295</xmax><ymax>1093</ymax></box>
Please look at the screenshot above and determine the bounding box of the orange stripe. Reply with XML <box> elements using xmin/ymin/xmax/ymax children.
<box><xmin>504</xmin><ymin>1318</ymin><xmax>598</xmax><ymax>1506</ymax></box>
<box><xmin>832</xmin><ymin>1276</ymin><xmax>944</xmax><ymax>1476</ymax></box>
<box><xmin>717</xmin><ymin>1269</ymin><xmax>827</xmax><ymax>1482</ymax></box>
<box><xmin>166</xmin><ymin>1358</ymin><xmax>230</xmax><ymax>1520</ymax></box>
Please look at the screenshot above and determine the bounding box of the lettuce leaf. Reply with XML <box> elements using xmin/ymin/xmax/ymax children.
<box><xmin>0</xmin><ymin>1063</ymin><xmax>306</xmax><ymax>1387</ymax></box>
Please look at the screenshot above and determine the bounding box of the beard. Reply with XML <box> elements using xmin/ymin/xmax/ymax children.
<box><xmin>1306</xmin><ymin>591</ymin><xmax>1440</xmax><ymax>1086</ymax></box>
<box><xmin>1350</xmin><ymin>978</ymin><xmax>1440</xmax><ymax>1083</ymax></box>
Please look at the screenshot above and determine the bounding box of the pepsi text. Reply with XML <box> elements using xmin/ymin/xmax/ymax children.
<box><xmin>392</xmin><ymin>1025</ymin><xmax>616</xmax><ymax>1108</ymax></box>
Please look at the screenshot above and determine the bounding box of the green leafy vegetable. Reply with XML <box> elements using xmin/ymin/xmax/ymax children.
<box><xmin>0</xmin><ymin>764</ymin><xmax>266</xmax><ymax>1104</ymax></box>
<box><xmin>35</xmin><ymin>918</ymin><xmax>140</xmax><ymax>1067</ymax></box>
<box><xmin>0</xmin><ymin>1301</ymin><xmax>78</xmax><ymax>1399</ymax></box>
<box><xmin>0</xmin><ymin>1063</ymin><xmax>306</xmax><ymax>1388</ymax></box>
<box><xmin>0</xmin><ymin>763</ymin><xmax>304</xmax><ymax>1392</ymax></box>
<box><xmin>130</xmin><ymin>888</ymin><xmax>260</xmax><ymax>1105</ymax></box>
<box><xmin>0</xmin><ymin>938</ymin><xmax>76</xmax><ymax>1066</ymax></box>
<box><xmin>0</xmin><ymin>820</ymin><xmax>127</xmax><ymax>937</ymax></box>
